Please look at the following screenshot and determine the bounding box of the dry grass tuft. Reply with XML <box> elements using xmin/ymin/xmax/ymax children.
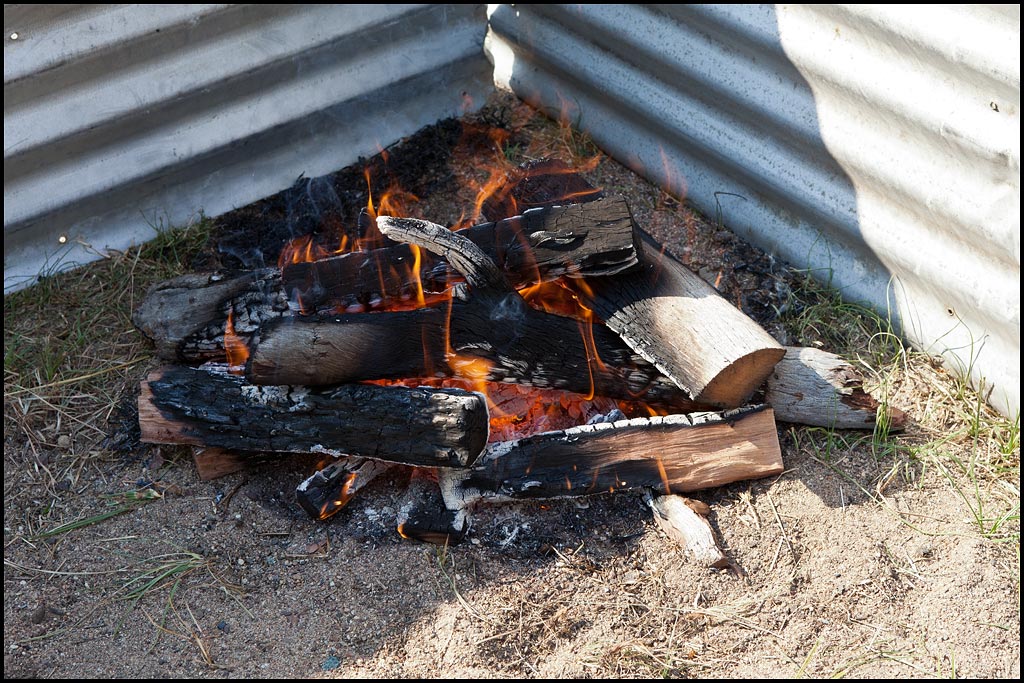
<box><xmin>4</xmin><ymin>218</ymin><xmax>212</xmax><ymax>497</ymax></box>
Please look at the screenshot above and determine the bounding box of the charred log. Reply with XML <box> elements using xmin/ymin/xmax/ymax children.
<box><xmin>396</xmin><ymin>468</ymin><xmax>468</xmax><ymax>545</ymax></box>
<box><xmin>139</xmin><ymin>365</ymin><xmax>489</xmax><ymax>468</ymax></box>
<box><xmin>295</xmin><ymin>457</ymin><xmax>393</xmax><ymax>520</ymax></box>
<box><xmin>132</xmin><ymin>268</ymin><xmax>289</xmax><ymax>363</ymax></box>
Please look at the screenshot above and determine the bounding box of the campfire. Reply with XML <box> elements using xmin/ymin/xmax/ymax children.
<box><xmin>132</xmin><ymin>131</ymin><xmax>902</xmax><ymax>567</ymax></box>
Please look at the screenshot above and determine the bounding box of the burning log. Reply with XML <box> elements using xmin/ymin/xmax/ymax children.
<box><xmin>437</xmin><ymin>406</ymin><xmax>782</xmax><ymax>516</ymax></box>
<box><xmin>285</xmin><ymin>196</ymin><xmax>638</xmax><ymax>311</ymax></box>
<box><xmin>764</xmin><ymin>347</ymin><xmax>907</xmax><ymax>430</ymax></box>
<box><xmin>646</xmin><ymin>494</ymin><xmax>730</xmax><ymax>570</ymax></box>
<box><xmin>295</xmin><ymin>457</ymin><xmax>393</xmax><ymax>520</ymax></box>
<box><xmin>578</xmin><ymin>230</ymin><xmax>786</xmax><ymax>408</ymax></box>
<box><xmin>246</xmin><ymin>218</ymin><xmax>700</xmax><ymax>410</ymax></box>
<box><xmin>133</xmin><ymin>268</ymin><xmax>287</xmax><ymax>362</ymax></box>
<box><xmin>132</xmin><ymin>199</ymin><xmax>639</xmax><ymax>362</ymax></box>
<box><xmin>138</xmin><ymin>365</ymin><xmax>489</xmax><ymax>468</ymax></box>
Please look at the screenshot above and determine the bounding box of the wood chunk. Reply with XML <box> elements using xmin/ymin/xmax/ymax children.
<box><xmin>139</xmin><ymin>365</ymin><xmax>489</xmax><ymax>468</ymax></box>
<box><xmin>397</xmin><ymin>468</ymin><xmax>468</xmax><ymax>545</ymax></box>
<box><xmin>580</xmin><ymin>230</ymin><xmax>785</xmax><ymax>408</ymax></box>
<box><xmin>647</xmin><ymin>493</ymin><xmax>730</xmax><ymax>569</ymax></box>
<box><xmin>295</xmin><ymin>458</ymin><xmax>393</xmax><ymax>520</ymax></box>
<box><xmin>764</xmin><ymin>347</ymin><xmax>907</xmax><ymax>430</ymax></box>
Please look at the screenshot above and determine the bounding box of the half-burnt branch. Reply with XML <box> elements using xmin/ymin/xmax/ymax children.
<box><xmin>440</xmin><ymin>406</ymin><xmax>783</xmax><ymax>505</ymax></box>
<box><xmin>139</xmin><ymin>365</ymin><xmax>489</xmax><ymax>468</ymax></box>
<box><xmin>578</xmin><ymin>230</ymin><xmax>785</xmax><ymax>408</ymax></box>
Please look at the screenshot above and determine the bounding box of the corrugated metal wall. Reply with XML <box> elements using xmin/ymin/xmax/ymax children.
<box><xmin>4</xmin><ymin>4</ymin><xmax>493</xmax><ymax>291</ymax></box>
<box><xmin>487</xmin><ymin>3</ymin><xmax>1020</xmax><ymax>417</ymax></box>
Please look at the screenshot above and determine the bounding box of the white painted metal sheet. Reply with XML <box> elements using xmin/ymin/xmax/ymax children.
<box><xmin>4</xmin><ymin>4</ymin><xmax>493</xmax><ymax>292</ymax></box>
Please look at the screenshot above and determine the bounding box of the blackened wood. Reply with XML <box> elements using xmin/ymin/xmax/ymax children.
<box><xmin>397</xmin><ymin>468</ymin><xmax>467</xmax><ymax>545</ymax></box>
<box><xmin>578</xmin><ymin>230</ymin><xmax>785</xmax><ymax>408</ymax></box>
<box><xmin>133</xmin><ymin>199</ymin><xmax>638</xmax><ymax>362</ymax></box>
<box><xmin>764</xmin><ymin>346</ymin><xmax>907</xmax><ymax>430</ymax></box>
<box><xmin>139</xmin><ymin>365</ymin><xmax>488</xmax><ymax>467</ymax></box>
<box><xmin>441</xmin><ymin>406</ymin><xmax>782</xmax><ymax>503</ymax></box>
<box><xmin>295</xmin><ymin>458</ymin><xmax>393</xmax><ymax>520</ymax></box>
<box><xmin>245</xmin><ymin>298</ymin><xmax>700</xmax><ymax>410</ymax></box>
<box><xmin>133</xmin><ymin>269</ymin><xmax>289</xmax><ymax>362</ymax></box>
<box><xmin>283</xmin><ymin>197</ymin><xmax>639</xmax><ymax>311</ymax></box>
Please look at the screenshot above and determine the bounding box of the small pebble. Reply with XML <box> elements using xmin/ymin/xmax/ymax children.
<box><xmin>57</xmin><ymin>435</ymin><xmax>71</xmax><ymax>449</ymax></box>
<box><xmin>322</xmin><ymin>655</ymin><xmax>341</xmax><ymax>671</ymax></box>
<box><xmin>216</xmin><ymin>620</ymin><xmax>230</xmax><ymax>633</ymax></box>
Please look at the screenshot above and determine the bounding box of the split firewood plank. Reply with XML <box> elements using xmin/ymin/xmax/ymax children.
<box><xmin>139</xmin><ymin>365</ymin><xmax>489</xmax><ymax>468</ymax></box>
<box><xmin>295</xmin><ymin>457</ymin><xmax>393</xmax><ymax>520</ymax></box>
<box><xmin>764</xmin><ymin>346</ymin><xmax>907</xmax><ymax>430</ymax></box>
<box><xmin>132</xmin><ymin>198</ymin><xmax>639</xmax><ymax>362</ymax></box>
<box><xmin>646</xmin><ymin>493</ymin><xmax>730</xmax><ymax>569</ymax></box>
<box><xmin>578</xmin><ymin>229</ymin><xmax>785</xmax><ymax>408</ymax></box>
<box><xmin>439</xmin><ymin>406</ymin><xmax>782</xmax><ymax>506</ymax></box>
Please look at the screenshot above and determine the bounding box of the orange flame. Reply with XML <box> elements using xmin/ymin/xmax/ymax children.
<box><xmin>318</xmin><ymin>472</ymin><xmax>359</xmax><ymax>520</ymax></box>
<box><xmin>224</xmin><ymin>310</ymin><xmax>249</xmax><ymax>373</ymax></box>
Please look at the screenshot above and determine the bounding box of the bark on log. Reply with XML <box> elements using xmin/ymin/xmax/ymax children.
<box><xmin>139</xmin><ymin>365</ymin><xmax>489</xmax><ymax>467</ymax></box>
<box><xmin>764</xmin><ymin>347</ymin><xmax>907</xmax><ymax>430</ymax></box>
<box><xmin>295</xmin><ymin>457</ymin><xmax>393</xmax><ymax>520</ymax></box>
<box><xmin>646</xmin><ymin>493</ymin><xmax>730</xmax><ymax>569</ymax></box>
<box><xmin>579</xmin><ymin>230</ymin><xmax>785</xmax><ymax>408</ymax></box>
<box><xmin>439</xmin><ymin>406</ymin><xmax>782</xmax><ymax>504</ymax></box>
